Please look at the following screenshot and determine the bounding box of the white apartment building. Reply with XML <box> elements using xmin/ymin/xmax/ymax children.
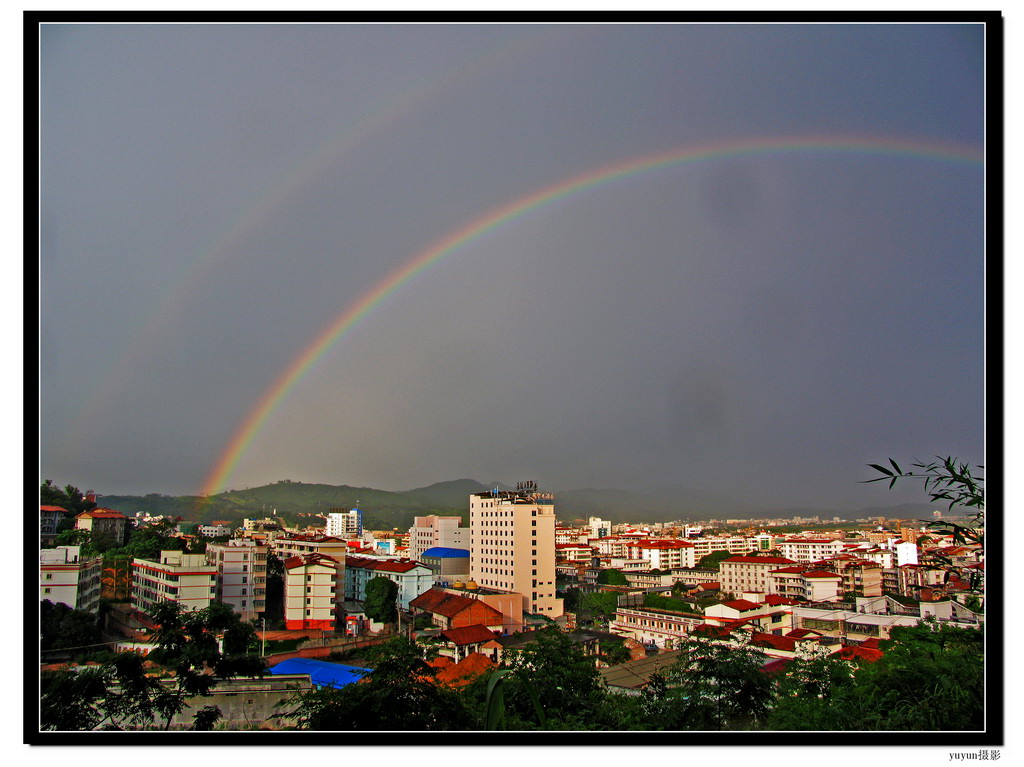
<box><xmin>131</xmin><ymin>550</ymin><xmax>217</xmax><ymax>617</ymax></box>
<box><xmin>325</xmin><ymin>507</ymin><xmax>362</xmax><ymax>538</ymax></box>
<box><xmin>588</xmin><ymin>517</ymin><xmax>612</xmax><ymax>539</ymax></box>
<box><xmin>407</xmin><ymin>515</ymin><xmax>469</xmax><ymax>560</ymax></box>
<box><xmin>777</xmin><ymin>538</ymin><xmax>847</xmax><ymax>562</ymax></box>
<box><xmin>40</xmin><ymin>545</ymin><xmax>102</xmax><ymax>613</ymax></box>
<box><xmin>206</xmin><ymin>539</ymin><xmax>270</xmax><ymax>621</ymax></box>
<box><xmin>469</xmin><ymin>485</ymin><xmax>563</xmax><ymax>617</ymax></box>
<box><xmin>284</xmin><ymin>552</ymin><xmax>340</xmax><ymax>631</ymax></box>
<box><xmin>626</xmin><ymin>540</ymin><xmax>697</xmax><ymax>570</ymax></box>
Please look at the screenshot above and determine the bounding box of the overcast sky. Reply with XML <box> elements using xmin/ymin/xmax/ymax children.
<box><xmin>38</xmin><ymin>22</ymin><xmax>986</xmax><ymax>510</ymax></box>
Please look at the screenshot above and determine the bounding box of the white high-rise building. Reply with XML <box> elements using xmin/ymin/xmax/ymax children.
<box><xmin>469</xmin><ymin>482</ymin><xmax>563</xmax><ymax>617</ymax></box>
<box><xmin>325</xmin><ymin>507</ymin><xmax>363</xmax><ymax>538</ymax></box>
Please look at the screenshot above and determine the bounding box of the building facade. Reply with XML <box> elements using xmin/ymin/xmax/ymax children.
<box><xmin>206</xmin><ymin>539</ymin><xmax>270</xmax><ymax>621</ymax></box>
<box><xmin>408</xmin><ymin>515</ymin><xmax>469</xmax><ymax>560</ymax></box>
<box><xmin>468</xmin><ymin>485</ymin><xmax>562</xmax><ymax>617</ymax></box>
<box><xmin>40</xmin><ymin>545</ymin><xmax>103</xmax><ymax>613</ymax></box>
<box><xmin>284</xmin><ymin>552</ymin><xmax>340</xmax><ymax>631</ymax></box>
<box><xmin>325</xmin><ymin>508</ymin><xmax>363</xmax><ymax>538</ymax></box>
<box><xmin>131</xmin><ymin>550</ymin><xmax>217</xmax><ymax>617</ymax></box>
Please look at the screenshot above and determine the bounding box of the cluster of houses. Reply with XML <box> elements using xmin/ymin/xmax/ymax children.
<box><xmin>40</xmin><ymin>496</ymin><xmax>985</xmax><ymax>704</ymax></box>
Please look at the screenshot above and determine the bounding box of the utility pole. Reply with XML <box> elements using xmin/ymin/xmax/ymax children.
<box><xmin>261</xmin><ymin>617</ymin><xmax>266</xmax><ymax>657</ymax></box>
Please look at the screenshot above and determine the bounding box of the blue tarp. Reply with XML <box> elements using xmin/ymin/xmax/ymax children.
<box><xmin>421</xmin><ymin>547</ymin><xmax>469</xmax><ymax>558</ymax></box>
<box><xmin>269</xmin><ymin>657</ymin><xmax>371</xmax><ymax>689</ymax></box>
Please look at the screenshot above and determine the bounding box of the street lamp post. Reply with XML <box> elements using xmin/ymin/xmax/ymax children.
<box><xmin>261</xmin><ymin>617</ymin><xmax>266</xmax><ymax>657</ymax></box>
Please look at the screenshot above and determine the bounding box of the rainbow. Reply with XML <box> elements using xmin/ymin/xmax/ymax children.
<box><xmin>54</xmin><ymin>26</ymin><xmax>576</xmax><ymax>472</ymax></box>
<box><xmin>199</xmin><ymin>134</ymin><xmax>983</xmax><ymax>498</ymax></box>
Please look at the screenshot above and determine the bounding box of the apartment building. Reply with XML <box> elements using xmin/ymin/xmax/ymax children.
<box><xmin>407</xmin><ymin>515</ymin><xmax>469</xmax><ymax>560</ymax></box>
<box><xmin>40</xmin><ymin>545</ymin><xmax>102</xmax><ymax>613</ymax></box>
<box><xmin>611</xmin><ymin>604</ymin><xmax>705</xmax><ymax>649</ymax></box>
<box><xmin>626</xmin><ymin>540</ymin><xmax>696</xmax><ymax>570</ymax></box>
<box><xmin>777</xmin><ymin>538</ymin><xmax>847</xmax><ymax>562</ymax></box>
<box><xmin>325</xmin><ymin>507</ymin><xmax>362</xmax><ymax>538</ymax></box>
<box><xmin>131</xmin><ymin>550</ymin><xmax>217</xmax><ymax>618</ymax></box>
<box><xmin>719</xmin><ymin>555</ymin><xmax>797</xmax><ymax>596</ymax></box>
<box><xmin>469</xmin><ymin>485</ymin><xmax>563</xmax><ymax>617</ymax></box>
<box><xmin>206</xmin><ymin>539</ymin><xmax>269</xmax><ymax>621</ymax></box>
<box><xmin>284</xmin><ymin>552</ymin><xmax>340</xmax><ymax>631</ymax></box>
<box><xmin>555</xmin><ymin>543</ymin><xmax>595</xmax><ymax>565</ymax></box>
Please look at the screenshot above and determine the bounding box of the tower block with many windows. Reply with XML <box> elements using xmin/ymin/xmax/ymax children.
<box><xmin>469</xmin><ymin>482</ymin><xmax>563</xmax><ymax>617</ymax></box>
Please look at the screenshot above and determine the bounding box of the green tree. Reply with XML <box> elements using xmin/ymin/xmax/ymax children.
<box><xmin>363</xmin><ymin>576</ymin><xmax>398</xmax><ymax>623</ymax></box>
<box><xmin>40</xmin><ymin>601</ymin><xmax>266</xmax><ymax>731</ymax></box>
<box><xmin>660</xmin><ymin>635</ymin><xmax>775</xmax><ymax>730</ymax></box>
<box><xmin>766</xmin><ymin>622</ymin><xmax>984</xmax><ymax>730</ymax></box>
<box><xmin>40</xmin><ymin>600</ymin><xmax>101</xmax><ymax>653</ymax></box>
<box><xmin>596</xmin><ymin>568</ymin><xmax>627</xmax><ymax>585</ymax></box>
<box><xmin>497</xmin><ymin>626</ymin><xmax>606</xmax><ymax>729</ymax></box>
<box><xmin>696</xmin><ymin>550</ymin><xmax>737</xmax><ymax>570</ymax></box>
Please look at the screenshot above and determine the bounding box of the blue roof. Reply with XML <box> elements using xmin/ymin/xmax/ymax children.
<box><xmin>421</xmin><ymin>547</ymin><xmax>470</xmax><ymax>558</ymax></box>
<box><xmin>269</xmin><ymin>658</ymin><xmax>371</xmax><ymax>689</ymax></box>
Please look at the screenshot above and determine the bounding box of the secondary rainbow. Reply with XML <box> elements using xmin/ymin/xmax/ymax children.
<box><xmin>199</xmin><ymin>133</ymin><xmax>983</xmax><ymax>498</ymax></box>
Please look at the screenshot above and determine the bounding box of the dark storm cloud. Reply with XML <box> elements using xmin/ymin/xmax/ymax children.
<box><xmin>39</xmin><ymin>23</ymin><xmax>985</xmax><ymax>509</ymax></box>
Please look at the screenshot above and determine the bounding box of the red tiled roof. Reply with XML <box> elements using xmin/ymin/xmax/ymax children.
<box><xmin>835</xmin><ymin>645</ymin><xmax>883</xmax><ymax>663</ymax></box>
<box><xmin>76</xmin><ymin>509</ymin><xmax>127</xmax><ymax>519</ymax></box>
<box><xmin>284</xmin><ymin>552</ymin><xmax>339</xmax><ymax>570</ymax></box>
<box><xmin>371</xmin><ymin>559</ymin><xmax>426</xmax><ymax>573</ymax></box>
<box><xmin>409</xmin><ymin>588</ymin><xmax>503</xmax><ymax>622</ymax></box>
<box><xmin>763</xmin><ymin>594</ymin><xmax>801</xmax><ymax>606</ymax></box>
<box><xmin>802</xmin><ymin>570</ymin><xmax>841</xmax><ymax>579</ymax></box>
<box><xmin>750</xmin><ymin>633</ymin><xmax>797</xmax><ymax>652</ymax></box>
<box><xmin>438</xmin><ymin>624</ymin><xmax>500</xmax><ymax>645</ymax></box>
<box><xmin>722</xmin><ymin>599</ymin><xmax>761</xmax><ymax>612</ymax></box>
<box><xmin>40</xmin><ymin>505</ymin><xmax>68</xmax><ymax>512</ymax></box>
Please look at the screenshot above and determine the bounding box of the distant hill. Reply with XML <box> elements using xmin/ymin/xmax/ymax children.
<box><xmin>97</xmin><ymin>480</ymin><xmax>945</xmax><ymax>530</ymax></box>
